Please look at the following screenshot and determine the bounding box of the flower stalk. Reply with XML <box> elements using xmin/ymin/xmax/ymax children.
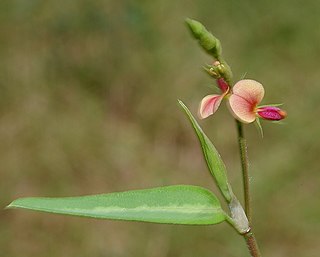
<box><xmin>244</xmin><ymin>231</ymin><xmax>262</xmax><ymax>257</ymax></box>
<box><xmin>236</xmin><ymin>119</ymin><xmax>252</xmax><ymax>224</ymax></box>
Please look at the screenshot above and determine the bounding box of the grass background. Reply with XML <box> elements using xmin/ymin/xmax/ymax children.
<box><xmin>1</xmin><ymin>0</ymin><xmax>319</xmax><ymax>256</ymax></box>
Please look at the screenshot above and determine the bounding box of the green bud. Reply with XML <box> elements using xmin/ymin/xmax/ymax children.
<box><xmin>203</xmin><ymin>64</ymin><xmax>221</xmax><ymax>79</ymax></box>
<box><xmin>185</xmin><ymin>18</ymin><xmax>222</xmax><ymax>59</ymax></box>
<box><xmin>203</xmin><ymin>61</ymin><xmax>232</xmax><ymax>82</ymax></box>
<box><xmin>218</xmin><ymin>61</ymin><xmax>233</xmax><ymax>83</ymax></box>
<box><xmin>185</xmin><ymin>18</ymin><xmax>205</xmax><ymax>39</ymax></box>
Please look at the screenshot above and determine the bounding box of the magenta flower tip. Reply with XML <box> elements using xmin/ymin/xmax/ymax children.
<box><xmin>257</xmin><ymin>106</ymin><xmax>287</xmax><ymax>121</ymax></box>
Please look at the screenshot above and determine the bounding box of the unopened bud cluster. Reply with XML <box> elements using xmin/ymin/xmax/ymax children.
<box><xmin>186</xmin><ymin>18</ymin><xmax>233</xmax><ymax>83</ymax></box>
<box><xmin>186</xmin><ymin>18</ymin><xmax>222</xmax><ymax>59</ymax></box>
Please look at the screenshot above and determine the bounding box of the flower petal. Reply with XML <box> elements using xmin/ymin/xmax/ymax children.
<box><xmin>217</xmin><ymin>78</ymin><xmax>230</xmax><ymax>93</ymax></box>
<box><xmin>257</xmin><ymin>106</ymin><xmax>287</xmax><ymax>121</ymax></box>
<box><xmin>199</xmin><ymin>94</ymin><xmax>223</xmax><ymax>119</ymax></box>
<box><xmin>228</xmin><ymin>94</ymin><xmax>256</xmax><ymax>123</ymax></box>
<box><xmin>232</xmin><ymin>79</ymin><xmax>264</xmax><ymax>105</ymax></box>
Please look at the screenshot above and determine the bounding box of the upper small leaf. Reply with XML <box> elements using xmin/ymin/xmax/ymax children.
<box><xmin>179</xmin><ymin>100</ymin><xmax>233</xmax><ymax>203</ymax></box>
<box><xmin>7</xmin><ymin>185</ymin><xmax>226</xmax><ymax>225</ymax></box>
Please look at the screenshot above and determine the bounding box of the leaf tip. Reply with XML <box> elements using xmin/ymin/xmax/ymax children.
<box><xmin>177</xmin><ymin>99</ymin><xmax>186</xmax><ymax>109</ymax></box>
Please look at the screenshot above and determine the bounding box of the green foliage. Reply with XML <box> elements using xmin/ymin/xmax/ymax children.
<box><xmin>178</xmin><ymin>100</ymin><xmax>233</xmax><ymax>203</ymax></box>
<box><xmin>7</xmin><ymin>185</ymin><xmax>226</xmax><ymax>225</ymax></box>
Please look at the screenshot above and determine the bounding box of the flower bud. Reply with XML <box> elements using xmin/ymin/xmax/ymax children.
<box><xmin>256</xmin><ymin>106</ymin><xmax>287</xmax><ymax>121</ymax></box>
<box><xmin>217</xmin><ymin>61</ymin><xmax>233</xmax><ymax>83</ymax></box>
<box><xmin>185</xmin><ymin>18</ymin><xmax>222</xmax><ymax>59</ymax></box>
<box><xmin>204</xmin><ymin>61</ymin><xmax>233</xmax><ymax>83</ymax></box>
<box><xmin>203</xmin><ymin>64</ymin><xmax>220</xmax><ymax>79</ymax></box>
<box><xmin>217</xmin><ymin>78</ymin><xmax>229</xmax><ymax>93</ymax></box>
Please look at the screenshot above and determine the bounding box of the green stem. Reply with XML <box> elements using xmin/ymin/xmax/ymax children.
<box><xmin>235</xmin><ymin>119</ymin><xmax>251</xmax><ymax>224</ymax></box>
<box><xmin>243</xmin><ymin>232</ymin><xmax>262</xmax><ymax>257</ymax></box>
<box><xmin>236</xmin><ymin>120</ymin><xmax>262</xmax><ymax>256</ymax></box>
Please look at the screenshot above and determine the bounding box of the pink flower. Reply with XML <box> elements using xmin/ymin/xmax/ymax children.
<box><xmin>199</xmin><ymin>78</ymin><xmax>287</xmax><ymax>123</ymax></box>
<box><xmin>228</xmin><ymin>79</ymin><xmax>287</xmax><ymax>123</ymax></box>
<box><xmin>199</xmin><ymin>78</ymin><xmax>230</xmax><ymax>119</ymax></box>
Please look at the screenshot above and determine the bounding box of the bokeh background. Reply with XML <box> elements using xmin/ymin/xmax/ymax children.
<box><xmin>1</xmin><ymin>0</ymin><xmax>319</xmax><ymax>256</ymax></box>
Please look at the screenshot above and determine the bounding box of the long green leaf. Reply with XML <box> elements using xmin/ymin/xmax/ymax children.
<box><xmin>7</xmin><ymin>185</ymin><xmax>226</xmax><ymax>225</ymax></box>
<box><xmin>178</xmin><ymin>100</ymin><xmax>233</xmax><ymax>202</ymax></box>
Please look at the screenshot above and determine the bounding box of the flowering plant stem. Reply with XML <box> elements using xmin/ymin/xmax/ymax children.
<box><xmin>236</xmin><ymin>120</ymin><xmax>251</xmax><ymax>223</ymax></box>
<box><xmin>236</xmin><ymin>120</ymin><xmax>262</xmax><ymax>257</ymax></box>
<box><xmin>244</xmin><ymin>232</ymin><xmax>262</xmax><ymax>257</ymax></box>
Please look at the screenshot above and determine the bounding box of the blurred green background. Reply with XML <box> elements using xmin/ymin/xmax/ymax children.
<box><xmin>1</xmin><ymin>0</ymin><xmax>319</xmax><ymax>256</ymax></box>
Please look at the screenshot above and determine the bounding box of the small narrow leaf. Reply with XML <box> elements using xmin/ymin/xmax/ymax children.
<box><xmin>7</xmin><ymin>185</ymin><xmax>226</xmax><ymax>225</ymax></box>
<box><xmin>255</xmin><ymin>118</ymin><xmax>264</xmax><ymax>138</ymax></box>
<box><xmin>178</xmin><ymin>100</ymin><xmax>233</xmax><ymax>202</ymax></box>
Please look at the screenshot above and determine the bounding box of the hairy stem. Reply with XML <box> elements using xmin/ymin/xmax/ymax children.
<box><xmin>235</xmin><ymin>119</ymin><xmax>251</xmax><ymax>224</ymax></box>
<box><xmin>236</xmin><ymin>120</ymin><xmax>262</xmax><ymax>256</ymax></box>
<box><xmin>243</xmin><ymin>232</ymin><xmax>262</xmax><ymax>257</ymax></box>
